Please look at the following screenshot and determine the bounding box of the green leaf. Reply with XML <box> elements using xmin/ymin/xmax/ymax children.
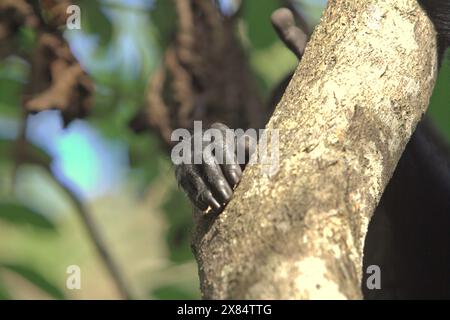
<box><xmin>17</xmin><ymin>26</ymin><xmax>38</xmax><ymax>53</ymax></box>
<box><xmin>0</xmin><ymin>140</ymin><xmax>16</xmax><ymax>163</ymax></box>
<box><xmin>79</xmin><ymin>0</ymin><xmax>112</xmax><ymax>45</ymax></box>
<box><xmin>242</xmin><ymin>0</ymin><xmax>282</xmax><ymax>50</ymax></box>
<box><xmin>0</xmin><ymin>263</ymin><xmax>64</xmax><ymax>299</ymax></box>
<box><xmin>0</xmin><ymin>79</ymin><xmax>23</xmax><ymax>118</ymax></box>
<box><xmin>0</xmin><ymin>281</ymin><xmax>11</xmax><ymax>300</ymax></box>
<box><xmin>152</xmin><ymin>285</ymin><xmax>196</xmax><ymax>300</ymax></box>
<box><xmin>0</xmin><ymin>57</ymin><xmax>29</xmax><ymax>81</ymax></box>
<box><xmin>428</xmin><ymin>57</ymin><xmax>450</xmax><ymax>140</ymax></box>
<box><xmin>128</xmin><ymin>134</ymin><xmax>162</xmax><ymax>187</ymax></box>
<box><xmin>0</xmin><ymin>201</ymin><xmax>57</xmax><ymax>232</ymax></box>
<box><xmin>150</xmin><ymin>0</ymin><xmax>177</xmax><ymax>48</ymax></box>
<box><xmin>161</xmin><ymin>188</ymin><xmax>194</xmax><ymax>263</ymax></box>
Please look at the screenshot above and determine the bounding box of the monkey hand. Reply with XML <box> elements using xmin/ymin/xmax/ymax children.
<box><xmin>175</xmin><ymin>122</ymin><xmax>248</xmax><ymax>215</ymax></box>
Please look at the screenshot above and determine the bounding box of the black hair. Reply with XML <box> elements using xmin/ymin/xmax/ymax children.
<box><xmin>418</xmin><ymin>0</ymin><xmax>450</xmax><ymax>62</ymax></box>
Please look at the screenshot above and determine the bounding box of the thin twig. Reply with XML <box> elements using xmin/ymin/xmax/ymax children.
<box><xmin>45</xmin><ymin>167</ymin><xmax>134</xmax><ymax>300</ymax></box>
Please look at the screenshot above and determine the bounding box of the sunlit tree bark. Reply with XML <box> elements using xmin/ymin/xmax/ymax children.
<box><xmin>192</xmin><ymin>0</ymin><xmax>438</xmax><ymax>299</ymax></box>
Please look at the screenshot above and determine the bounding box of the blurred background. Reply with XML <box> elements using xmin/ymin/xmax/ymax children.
<box><xmin>0</xmin><ymin>0</ymin><xmax>448</xmax><ymax>299</ymax></box>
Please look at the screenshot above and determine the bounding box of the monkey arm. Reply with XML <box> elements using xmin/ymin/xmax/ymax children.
<box><xmin>175</xmin><ymin>8</ymin><xmax>310</xmax><ymax>214</ymax></box>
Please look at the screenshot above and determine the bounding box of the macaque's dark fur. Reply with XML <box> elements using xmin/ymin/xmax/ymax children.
<box><xmin>176</xmin><ymin>0</ymin><xmax>450</xmax><ymax>299</ymax></box>
<box><xmin>362</xmin><ymin>0</ymin><xmax>450</xmax><ymax>299</ymax></box>
<box><xmin>418</xmin><ymin>0</ymin><xmax>450</xmax><ymax>62</ymax></box>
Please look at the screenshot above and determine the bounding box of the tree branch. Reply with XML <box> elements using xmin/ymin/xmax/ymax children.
<box><xmin>192</xmin><ymin>0</ymin><xmax>438</xmax><ymax>299</ymax></box>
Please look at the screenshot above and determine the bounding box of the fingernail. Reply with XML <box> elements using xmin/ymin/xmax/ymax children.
<box><xmin>219</xmin><ymin>186</ymin><xmax>232</xmax><ymax>202</ymax></box>
<box><xmin>229</xmin><ymin>172</ymin><xmax>238</xmax><ymax>186</ymax></box>
<box><xmin>211</xmin><ymin>198</ymin><xmax>221</xmax><ymax>211</ymax></box>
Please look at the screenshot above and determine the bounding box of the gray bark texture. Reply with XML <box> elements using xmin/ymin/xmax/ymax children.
<box><xmin>192</xmin><ymin>0</ymin><xmax>438</xmax><ymax>299</ymax></box>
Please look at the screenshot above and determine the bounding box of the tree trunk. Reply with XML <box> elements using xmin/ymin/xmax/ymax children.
<box><xmin>192</xmin><ymin>0</ymin><xmax>438</xmax><ymax>299</ymax></box>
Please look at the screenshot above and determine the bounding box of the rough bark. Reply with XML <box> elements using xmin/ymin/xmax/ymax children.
<box><xmin>192</xmin><ymin>0</ymin><xmax>438</xmax><ymax>299</ymax></box>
